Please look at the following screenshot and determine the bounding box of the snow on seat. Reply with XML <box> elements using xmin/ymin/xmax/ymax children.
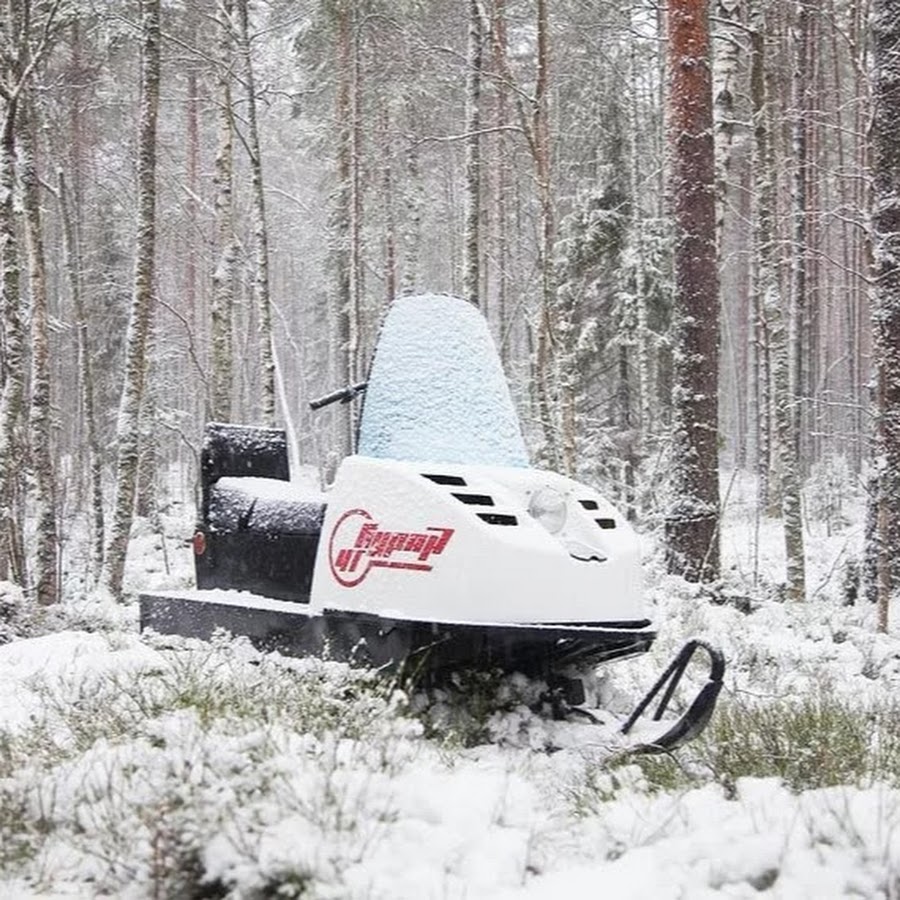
<box><xmin>207</xmin><ymin>476</ymin><xmax>326</xmax><ymax>535</ymax></box>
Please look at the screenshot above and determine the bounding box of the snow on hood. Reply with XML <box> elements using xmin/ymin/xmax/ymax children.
<box><xmin>358</xmin><ymin>294</ymin><xmax>529</xmax><ymax>467</ymax></box>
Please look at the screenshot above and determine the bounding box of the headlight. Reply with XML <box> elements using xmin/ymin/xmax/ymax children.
<box><xmin>528</xmin><ymin>487</ymin><xmax>567</xmax><ymax>534</ymax></box>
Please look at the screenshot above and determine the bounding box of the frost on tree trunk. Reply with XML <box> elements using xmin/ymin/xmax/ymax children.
<box><xmin>59</xmin><ymin>170</ymin><xmax>104</xmax><ymax>579</ymax></box>
<box><xmin>101</xmin><ymin>0</ymin><xmax>160</xmax><ymax>601</ymax></box>
<box><xmin>21</xmin><ymin>97</ymin><xmax>58</xmax><ymax>605</ymax></box>
<box><xmin>462</xmin><ymin>0</ymin><xmax>482</xmax><ymax>308</ymax></box>
<box><xmin>871</xmin><ymin>0</ymin><xmax>900</xmax><ymax>631</ymax></box>
<box><xmin>664</xmin><ymin>0</ymin><xmax>721</xmax><ymax>582</ymax></box>
<box><xmin>713</xmin><ymin>0</ymin><xmax>740</xmax><ymax>247</ymax></box>
<box><xmin>533</xmin><ymin>0</ymin><xmax>566</xmax><ymax>473</ymax></box>
<box><xmin>750</xmin><ymin>8</ymin><xmax>805</xmax><ymax>601</ymax></box>
<box><xmin>749</xmin><ymin>15</ymin><xmax>772</xmax><ymax>517</ymax></box>
<box><xmin>0</xmin><ymin>100</ymin><xmax>25</xmax><ymax>587</ymax></box>
<box><xmin>332</xmin><ymin>1</ymin><xmax>355</xmax><ymax>457</ymax></box>
<box><xmin>400</xmin><ymin>136</ymin><xmax>422</xmax><ymax>296</ymax></box>
<box><xmin>210</xmin><ymin>0</ymin><xmax>236</xmax><ymax>423</ymax></box>
<box><xmin>236</xmin><ymin>0</ymin><xmax>275</xmax><ymax>428</ymax></box>
<box><xmin>790</xmin><ymin>0</ymin><xmax>812</xmax><ymax>473</ymax></box>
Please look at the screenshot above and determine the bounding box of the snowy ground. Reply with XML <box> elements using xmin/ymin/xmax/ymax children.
<box><xmin>3</xmin><ymin>470</ymin><xmax>900</xmax><ymax>898</ymax></box>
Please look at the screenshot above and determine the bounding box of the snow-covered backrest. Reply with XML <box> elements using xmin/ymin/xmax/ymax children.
<box><xmin>358</xmin><ymin>294</ymin><xmax>528</xmax><ymax>467</ymax></box>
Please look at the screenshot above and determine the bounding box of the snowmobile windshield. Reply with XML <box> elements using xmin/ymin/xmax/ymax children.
<box><xmin>358</xmin><ymin>294</ymin><xmax>529</xmax><ymax>467</ymax></box>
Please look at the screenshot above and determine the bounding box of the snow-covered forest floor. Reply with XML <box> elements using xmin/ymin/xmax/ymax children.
<box><xmin>3</xmin><ymin>469</ymin><xmax>900</xmax><ymax>898</ymax></box>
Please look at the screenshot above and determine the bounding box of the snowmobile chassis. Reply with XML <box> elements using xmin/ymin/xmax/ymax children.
<box><xmin>140</xmin><ymin>295</ymin><xmax>726</xmax><ymax>753</ymax></box>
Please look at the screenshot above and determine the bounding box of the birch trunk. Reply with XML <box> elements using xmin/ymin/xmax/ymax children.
<box><xmin>20</xmin><ymin>97</ymin><xmax>58</xmax><ymax>605</ymax></box>
<box><xmin>101</xmin><ymin>0</ymin><xmax>160</xmax><ymax>601</ymax></box>
<box><xmin>235</xmin><ymin>0</ymin><xmax>275</xmax><ymax>427</ymax></box>
<box><xmin>713</xmin><ymin>0</ymin><xmax>740</xmax><ymax>248</ymax></box>
<box><xmin>790</xmin><ymin>0</ymin><xmax>812</xmax><ymax>471</ymax></box>
<box><xmin>750</xmin><ymin>12</ymin><xmax>773</xmax><ymax>515</ymax></box>
<box><xmin>210</xmin><ymin>0</ymin><xmax>236</xmax><ymax>423</ymax></box>
<box><xmin>751</xmin><ymin>5</ymin><xmax>806</xmax><ymax>600</ymax></box>
<box><xmin>0</xmin><ymin>100</ymin><xmax>25</xmax><ymax>587</ymax></box>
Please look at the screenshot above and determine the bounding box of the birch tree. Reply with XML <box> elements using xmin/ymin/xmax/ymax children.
<box><xmin>210</xmin><ymin>0</ymin><xmax>236</xmax><ymax>423</ymax></box>
<box><xmin>0</xmin><ymin>0</ymin><xmax>64</xmax><ymax>591</ymax></box>
<box><xmin>235</xmin><ymin>0</ymin><xmax>275</xmax><ymax>427</ymax></box>
<box><xmin>101</xmin><ymin>0</ymin><xmax>160</xmax><ymax>601</ymax></box>
<box><xmin>21</xmin><ymin>97</ymin><xmax>58</xmax><ymax>605</ymax></box>
<box><xmin>749</xmin><ymin>4</ymin><xmax>805</xmax><ymax>600</ymax></box>
<box><xmin>664</xmin><ymin>0</ymin><xmax>721</xmax><ymax>582</ymax></box>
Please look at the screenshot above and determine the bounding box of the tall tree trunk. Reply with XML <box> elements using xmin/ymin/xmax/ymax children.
<box><xmin>664</xmin><ymin>0</ymin><xmax>721</xmax><ymax>582</ymax></box>
<box><xmin>400</xmin><ymin>131</ymin><xmax>422</xmax><ymax>296</ymax></box>
<box><xmin>101</xmin><ymin>0</ymin><xmax>160</xmax><ymax>601</ymax></box>
<box><xmin>210</xmin><ymin>0</ymin><xmax>236</xmax><ymax>423</ymax></box>
<box><xmin>790</xmin><ymin>0</ymin><xmax>812</xmax><ymax>472</ymax></box>
<box><xmin>713</xmin><ymin>0</ymin><xmax>740</xmax><ymax>248</ymax></box>
<box><xmin>534</xmin><ymin>0</ymin><xmax>566</xmax><ymax>472</ymax></box>
<box><xmin>59</xmin><ymin>170</ymin><xmax>104</xmax><ymax>579</ymax></box>
<box><xmin>463</xmin><ymin>0</ymin><xmax>482</xmax><ymax>307</ymax></box>
<box><xmin>21</xmin><ymin>97</ymin><xmax>58</xmax><ymax>605</ymax></box>
<box><xmin>750</xmin><ymin>4</ymin><xmax>806</xmax><ymax>600</ymax></box>
<box><xmin>750</xmin><ymin>11</ymin><xmax>773</xmax><ymax>517</ymax></box>
<box><xmin>334</xmin><ymin>2</ymin><xmax>354</xmax><ymax>456</ymax></box>
<box><xmin>380</xmin><ymin>106</ymin><xmax>396</xmax><ymax>307</ymax></box>
<box><xmin>491</xmin><ymin>0</ymin><xmax>511</xmax><ymax>359</ymax></box>
<box><xmin>235</xmin><ymin>0</ymin><xmax>275</xmax><ymax>427</ymax></box>
<box><xmin>0</xmin><ymin>99</ymin><xmax>25</xmax><ymax>587</ymax></box>
<box><xmin>871</xmin><ymin>0</ymin><xmax>900</xmax><ymax>632</ymax></box>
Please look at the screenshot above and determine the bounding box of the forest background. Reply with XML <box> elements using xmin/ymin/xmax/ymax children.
<box><xmin>0</xmin><ymin>0</ymin><xmax>888</xmax><ymax>618</ymax></box>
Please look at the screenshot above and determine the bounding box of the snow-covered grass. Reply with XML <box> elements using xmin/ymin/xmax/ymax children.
<box><xmin>4</xmin><ymin>468</ymin><xmax>900</xmax><ymax>897</ymax></box>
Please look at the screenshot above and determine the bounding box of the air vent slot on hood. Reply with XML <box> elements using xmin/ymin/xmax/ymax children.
<box><xmin>452</xmin><ymin>492</ymin><xmax>495</xmax><ymax>506</ymax></box>
<box><xmin>579</xmin><ymin>499</ymin><xmax>600</xmax><ymax>510</ymax></box>
<box><xmin>596</xmin><ymin>518</ymin><xmax>616</xmax><ymax>529</ymax></box>
<box><xmin>422</xmin><ymin>473</ymin><xmax>467</xmax><ymax>486</ymax></box>
<box><xmin>478</xmin><ymin>513</ymin><xmax>518</xmax><ymax>526</ymax></box>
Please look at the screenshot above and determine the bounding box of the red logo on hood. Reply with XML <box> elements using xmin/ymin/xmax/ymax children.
<box><xmin>328</xmin><ymin>508</ymin><xmax>455</xmax><ymax>587</ymax></box>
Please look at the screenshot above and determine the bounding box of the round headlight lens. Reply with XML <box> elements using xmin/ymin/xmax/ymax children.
<box><xmin>528</xmin><ymin>487</ymin><xmax>568</xmax><ymax>534</ymax></box>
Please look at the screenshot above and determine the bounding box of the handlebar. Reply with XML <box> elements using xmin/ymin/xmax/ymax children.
<box><xmin>309</xmin><ymin>381</ymin><xmax>368</xmax><ymax>411</ymax></box>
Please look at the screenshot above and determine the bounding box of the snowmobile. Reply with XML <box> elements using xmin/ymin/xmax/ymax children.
<box><xmin>141</xmin><ymin>293</ymin><xmax>724</xmax><ymax>752</ymax></box>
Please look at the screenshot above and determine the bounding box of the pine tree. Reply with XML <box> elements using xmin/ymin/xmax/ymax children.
<box><xmin>871</xmin><ymin>0</ymin><xmax>900</xmax><ymax>631</ymax></box>
<box><xmin>664</xmin><ymin>0</ymin><xmax>721</xmax><ymax>582</ymax></box>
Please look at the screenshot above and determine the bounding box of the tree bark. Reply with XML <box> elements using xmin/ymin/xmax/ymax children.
<box><xmin>235</xmin><ymin>0</ymin><xmax>276</xmax><ymax>427</ymax></box>
<box><xmin>59</xmin><ymin>170</ymin><xmax>104</xmax><ymax>580</ymax></box>
<box><xmin>210</xmin><ymin>0</ymin><xmax>236</xmax><ymax>423</ymax></box>
<box><xmin>0</xmin><ymin>97</ymin><xmax>26</xmax><ymax>588</ymax></box>
<box><xmin>21</xmin><ymin>96</ymin><xmax>58</xmax><ymax>605</ymax></box>
<box><xmin>664</xmin><ymin>0</ymin><xmax>721</xmax><ymax>582</ymax></box>
<box><xmin>101</xmin><ymin>0</ymin><xmax>160</xmax><ymax>601</ymax></box>
<box><xmin>463</xmin><ymin>0</ymin><xmax>482</xmax><ymax>307</ymax></box>
<box><xmin>334</xmin><ymin>1</ymin><xmax>354</xmax><ymax>456</ymax></box>
<box><xmin>871</xmin><ymin>0</ymin><xmax>900</xmax><ymax>631</ymax></box>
